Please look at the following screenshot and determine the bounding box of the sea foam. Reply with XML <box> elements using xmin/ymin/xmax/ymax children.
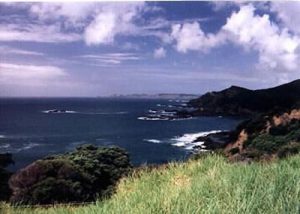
<box><xmin>144</xmin><ymin>139</ymin><xmax>161</xmax><ymax>144</ymax></box>
<box><xmin>171</xmin><ymin>130</ymin><xmax>222</xmax><ymax>150</ymax></box>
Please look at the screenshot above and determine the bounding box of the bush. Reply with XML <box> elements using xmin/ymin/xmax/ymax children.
<box><xmin>269</xmin><ymin>125</ymin><xmax>289</xmax><ymax>136</ymax></box>
<box><xmin>244</xmin><ymin>134</ymin><xmax>289</xmax><ymax>154</ymax></box>
<box><xmin>9</xmin><ymin>145</ymin><xmax>132</xmax><ymax>205</ymax></box>
<box><xmin>0</xmin><ymin>153</ymin><xmax>14</xmax><ymax>201</ymax></box>
<box><xmin>229</xmin><ymin>147</ymin><xmax>240</xmax><ymax>155</ymax></box>
<box><xmin>243</xmin><ymin>150</ymin><xmax>263</xmax><ymax>160</ymax></box>
<box><xmin>277</xmin><ymin>143</ymin><xmax>300</xmax><ymax>158</ymax></box>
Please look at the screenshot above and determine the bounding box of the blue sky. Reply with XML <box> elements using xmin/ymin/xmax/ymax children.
<box><xmin>1</xmin><ymin>1</ymin><xmax>300</xmax><ymax>97</ymax></box>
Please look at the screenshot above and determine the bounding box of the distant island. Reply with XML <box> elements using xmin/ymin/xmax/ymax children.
<box><xmin>107</xmin><ymin>93</ymin><xmax>200</xmax><ymax>100</ymax></box>
<box><xmin>137</xmin><ymin>80</ymin><xmax>300</xmax><ymax>121</ymax></box>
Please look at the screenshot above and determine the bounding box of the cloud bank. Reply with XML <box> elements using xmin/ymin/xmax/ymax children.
<box><xmin>171</xmin><ymin>4</ymin><xmax>300</xmax><ymax>72</ymax></box>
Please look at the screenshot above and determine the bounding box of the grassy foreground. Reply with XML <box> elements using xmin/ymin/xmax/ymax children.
<box><xmin>2</xmin><ymin>154</ymin><xmax>300</xmax><ymax>214</ymax></box>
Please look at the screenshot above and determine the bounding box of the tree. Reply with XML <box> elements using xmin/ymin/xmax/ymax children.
<box><xmin>9</xmin><ymin>145</ymin><xmax>132</xmax><ymax>205</ymax></box>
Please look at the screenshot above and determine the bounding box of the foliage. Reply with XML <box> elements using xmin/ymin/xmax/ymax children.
<box><xmin>0</xmin><ymin>153</ymin><xmax>14</xmax><ymax>201</ymax></box>
<box><xmin>5</xmin><ymin>154</ymin><xmax>300</xmax><ymax>214</ymax></box>
<box><xmin>277</xmin><ymin>143</ymin><xmax>300</xmax><ymax>158</ymax></box>
<box><xmin>9</xmin><ymin>145</ymin><xmax>132</xmax><ymax>205</ymax></box>
<box><xmin>229</xmin><ymin>147</ymin><xmax>239</xmax><ymax>155</ymax></box>
<box><xmin>245</xmin><ymin>134</ymin><xmax>287</xmax><ymax>154</ymax></box>
<box><xmin>231</xmin><ymin>110</ymin><xmax>300</xmax><ymax>160</ymax></box>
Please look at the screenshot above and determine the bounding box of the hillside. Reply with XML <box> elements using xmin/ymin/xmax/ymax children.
<box><xmin>188</xmin><ymin>79</ymin><xmax>300</xmax><ymax>116</ymax></box>
<box><xmin>225</xmin><ymin>108</ymin><xmax>300</xmax><ymax>161</ymax></box>
<box><xmin>3</xmin><ymin>154</ymin><xmax>300</xmax><ymax>214</ymax></box>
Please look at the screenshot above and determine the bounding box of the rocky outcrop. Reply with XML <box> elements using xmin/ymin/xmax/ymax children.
<box><xmin>225</xmin><ymin>108</ymin><xmax>300</xmax><ymax>161</ymax></box>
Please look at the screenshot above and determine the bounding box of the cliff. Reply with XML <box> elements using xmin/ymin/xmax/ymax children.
<box><xmin>225</xmin><ymin>108</ymin><xmax>300</xmax><ymax>161</ymax></box>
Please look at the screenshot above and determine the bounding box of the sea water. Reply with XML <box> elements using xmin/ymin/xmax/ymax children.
<box><xmin>0</xmin><ymin>98</ymin><xmax>241</xmax><ymax>171</ymax></box>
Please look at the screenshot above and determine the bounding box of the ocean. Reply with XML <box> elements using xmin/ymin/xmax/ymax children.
<box><xmin>0</xmin><ymin>98</ymin><xmax>241</xmax><ymax>171</ymax></box>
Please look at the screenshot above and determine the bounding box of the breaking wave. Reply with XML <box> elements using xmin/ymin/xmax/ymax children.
<box><xmin>171</xmin><ymin>130</ymin><xmax>222</xmax><ymax>150</ymax></box>
<box><xmin>143</xmin><ymin>139</ymin><xmax>162</xmax><ymax>144</ymax></box>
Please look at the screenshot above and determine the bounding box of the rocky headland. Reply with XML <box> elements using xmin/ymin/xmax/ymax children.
<box><xmin>188</xmin><ymin>80</ymin><xmax>300</xmax><ymax>161</ymax></box>
<box><xmin>187</xmin><ymin>79</ymin><xmax>300</xmax><ymax>117</ymax></box>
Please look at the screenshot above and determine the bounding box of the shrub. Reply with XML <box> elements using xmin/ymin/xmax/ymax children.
<box><xmin>245</xmin><ymin>134</ymin><xmax>288</xmax><ymax>154</ymax></box>
<box><xmin>277</xmin><ymin>143</ymin><xmax>300</xmax><ymax>158</ymax></box>
<box><xmin>9</xmin><ymin>145</ymin><xmax>132</xmax><ymax>205</ymax></box>
<box><xmin>229</xmin><ymin>147</ymin><xmax>240</xmax><ymax>155</ymax></box>
<box><xmin>243</xmin><ymin>150</ymin><xmax>263</xmax><ymax>160</ymax></box>
<box><xmin>269</xmin><ymin>125</ymin><xmax>289</xmax><ymax>136</ymax></box>
<box><xmin>0</xmin><ymin>153</ymin><xmax>14</xmax><ymax>201</ymax></box>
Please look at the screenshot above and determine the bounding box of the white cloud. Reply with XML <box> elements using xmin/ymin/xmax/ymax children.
<box><xmin>0</xmin><ymin>24</ymin><xmax>81</xmax><ymax>43</ymax></box>
<box><xmin>1</xmin><ymin>2</ymin><xmax>188</xmax><ymax>46</ymax></box>
<box><xmin>170</xmin><ymin>22</ymin><xmax>226</xmax><ymax>53</ymax></box>
<box><xmin>0</xmin><ymin>63</ymin><xmax>66</xmax><ymax>81</ymax></box>
<box><xmin>84</xmin><ymin>12</ymin><xmax>117</xmax><ymax>45</ymax></box>
<box><xmin>29</xmin><ymin>2</ymin><xmax>96</xmax><ymax>27</ymax></box>
<box><xmin>0</xmin><ymin>62</ymin><xmax>85</xmax><ymax>97</ymax></box>
<box><xmin>170</xmin><ymin>4</ymin><xmax>300</xmax><ymax>72</ymax></box>
<box><xmin>223</xmin><ymin>5</ymin><xmax>300</xmax><ymax>71</ymax></box>
<box><xmin>153</xmin><ymin>47</ymin><xmax>166</xmax><ymax>58</ymax></box>
<box><xmin>271</xmin><ymin>2</ymin><xmax>300</xmax><ymax>35</ymax></box>
<box><xmin>211</xmin><ymin>1</ymin><xmax>239</xmax><ymax>11</ymax></box>
<box><xmin>79</xmin><ymin>53</ymin><xmax>141</xmax><ymax>65</ymax></box>
<box><xmin>0</xmin><ymin>2</ymin><xmax>177</xmax><ymax>46</ymax></box>
<box><xmin>84</xmin><ymin>3</ymin><xmax>144</xmax><ymax>45</ymax></box>
<box><xmin>0</xmin><ymin>2</ymin><xmax>146</xmax><ymax>45</ymax></box>
<box><xmin>0</xmin><ymin>45</ymin><xmax>44</xmax><ymax>56</ymax></box>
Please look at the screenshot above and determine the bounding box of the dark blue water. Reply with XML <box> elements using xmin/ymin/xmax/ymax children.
<box><xmin>0</xmin><ymin>98</ymin><xmax>241</xmax><ymax>171</ymax></box>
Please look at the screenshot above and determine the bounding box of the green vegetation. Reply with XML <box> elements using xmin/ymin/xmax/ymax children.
<box><xmin>242</xmin><ymin>120</ymin><xmax>300</xmax><ymax>158</ymax></box>
<box><xmin>0</xmin><ymin>153</ymin><xmax>14</xmax><ymax>201</ymax></box>
<box><xmin>9</xmin><ymin>145</ymin><xmax>132</xmax><ymax>205</ymax></box>
<box><xmin>3</xmin><ymin>154</ymin><xmax>300</xmax><ymax>214</ymax></box>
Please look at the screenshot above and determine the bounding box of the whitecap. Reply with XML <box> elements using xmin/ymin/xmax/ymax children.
<box><xmin>161</xmin><ymin>110</ymin><xmax>176</xmax><ymax>115</ymax></box>
<box><xmin>42</xmin><ymin>109</ymin><xmax>77</xmax><ymax>114</ymax></box>
<box><xmin>71</xmin><ymin>141</ymin><xmax>86</xmax><ymax>145</ymax></box>
<box><xmin>144</xmin><ymin>139</ymin><xmax>161</xmax><ymax>144</ymax></box>
<box><xmin>0</xmin><ymin>135</ymin><xmax>5</xmax><ymax>138</ymax></box>
<box><xmin>169</xmin><ymin>117</ymin><xmax>193</xmax><ymax>121</ymax></box>
<box><xmin>83</xmin><ymin>111</ymin><xmax>128</xmax><ymax>115</ymax></box>
<box><xmin>43</xmin><ymin>110</ymin><xmax>127</xmax><ymax>115</ymax></box>
<box><xmin>65</xmin><ymin>111</ymin><xmax>76</xmax><ymax>114</ymax></box>
<box><xmin>0</xmin><ymin>143</ymin><xmax>10</xmax><ymax>149</ymax></box>
<box><xmin>171</xmin><ymin>130</ymin><xmax>222</xmax><ymax>151</ymax></box>
<box><xmin>22</xmin><ymin>143</ymin><xmax>40</xmax><ymax>150</ymax></box>
<box><xmin>172</xmin><ymin>142</ymin><xmax>186</xmax><ymax>147</ymax></box>
<box><xmin>138</xmin><ymin>117</ymin><xmax>169</xmax><ymax>121</ymax></box>
<box><xmin>14</xmin><ymin>143</ymin><xmax>41</xmax><ymax>152</ymax></box>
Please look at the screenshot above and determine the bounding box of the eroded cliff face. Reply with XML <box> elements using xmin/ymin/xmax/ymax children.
<box><xmin>225</xmin><ymin>109</ymin><xmax>300</xmax><ymax>161</ymax></box>
<box><xmin>272</xmin><ymin>109</ymin><xmax>300</xmax><ymax>126</ymax></box>
<box><xmin>225</xmin><ymin>130</ymin><xmax>248</xmax><ymax>153</ymax></box>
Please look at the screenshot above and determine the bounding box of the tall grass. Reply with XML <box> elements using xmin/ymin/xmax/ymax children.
<box><xmin>3</xmin><ymin>154</ymin><xmax>300</xmax><ymax>214</ymax></box>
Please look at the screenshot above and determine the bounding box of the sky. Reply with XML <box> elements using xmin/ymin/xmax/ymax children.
<box><xmin>1</xmin><ymin>1</ymin><xmax>300</xmax><ymax>97</ymax></box>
